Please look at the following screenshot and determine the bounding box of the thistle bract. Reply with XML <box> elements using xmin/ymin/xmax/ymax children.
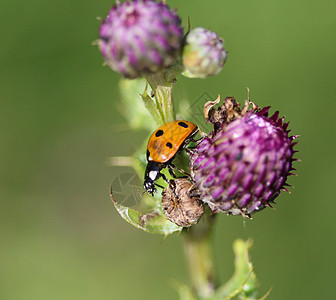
<box><xmin>98</xmin><ymin>0</ymin><xmax>183</xmax><ymax>79</ymax></box>
<box><xmin>182</xmin><ymin>27</ymin><xmax>227</xmax><ymax>78</ymax></box>
<box><xmin>190</xmin><ymin>98</ymin><xmax>298</xmax><ymax>217</ymax></box>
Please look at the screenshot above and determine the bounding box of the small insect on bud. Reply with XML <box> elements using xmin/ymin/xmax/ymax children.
<box><xmin>162</xmin><ymin>178</ymin><xmax>204</xmax><ymax>227</ymax></box>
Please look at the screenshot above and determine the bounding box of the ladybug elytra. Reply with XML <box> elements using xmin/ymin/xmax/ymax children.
<box><xmin>144</xmin><ymin>120</ymin><xmax>198</xmax><ymax>195</ymax></box>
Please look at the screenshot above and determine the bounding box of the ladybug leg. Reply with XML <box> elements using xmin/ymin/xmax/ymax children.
<box><xmin>189</xmin><ymin>135</ymin><xmax>208</xmax><ymax>143</ymax></box>
<box><xmin>167</xmin><ymin>165</ymin><xmax>177</xmax><ymax>178</ymax></box>
<box><xmin>184</xmin><ymin>147</ymin><xmax>196</xmax><ymax>156</ymax></box>
<box><xmin>198</xmin><ymin>127</ymin><xmax>207</xmax><ymax>138</ymax></box>
<box><xmin>167</xmin><ymin>179</ymin><xmax>179</xmax><ymax>198</ymax></box>
<box><xmin>168</xmin><ymin>165</ymin><xmax>190</xmax><ymax>197</ymax></box>
<box><xmin>156</xmin><ymin>173</ymin><xmax>178</xmax><ymax>196</ymax></box>
<box><xmin>154</xmin><ymin>183</ymin><xmax>165</xmax><ymax>190</ymax></box>
<box><xmin>159</xmin><ymin>172</ymin><xmax>170</xmax><ymax>184</ymax></box>
<box><xmin>168</xmin><ymin>179</ymin><xmax>176</xmax><ymax>189</ymax></box>
<box><xmin>170</xmin><ymin>163</ymin><xmax>190</xmax><ymax>178</ymax></box>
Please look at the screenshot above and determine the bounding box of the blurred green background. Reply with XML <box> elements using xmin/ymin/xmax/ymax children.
<box><xmin>1</xmin><ymin>0</ymin><xmax>335</xmax><ymax>299</ymax></box>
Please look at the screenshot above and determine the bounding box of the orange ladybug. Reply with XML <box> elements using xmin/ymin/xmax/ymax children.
<box><xmin>144</xmin><ymin>120</ymin><xmax>198</xmax><ymax>195</ymax></box>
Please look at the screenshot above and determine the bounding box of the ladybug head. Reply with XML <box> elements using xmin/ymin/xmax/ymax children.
<box><xmin>144</xmin><ymin>161</ymin><xmax>160</xmax><ymax>196</ymax></box>
<box><xmin>144</xmin><ymin>178</ymin><xmax>156</xmax><ymax>196</ymax></box>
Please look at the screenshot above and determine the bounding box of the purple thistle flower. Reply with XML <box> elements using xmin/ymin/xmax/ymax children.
<box><xmin>98</xmin><ymin>0</ymin><xmax>183</xmax><ymax>79</ymax></box>
<box><xmin>190</xmin><ymin>97</ymin><xmax>298</xmax><ymax>218</ymax></box>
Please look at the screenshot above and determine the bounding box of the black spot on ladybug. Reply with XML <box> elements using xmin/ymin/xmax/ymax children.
<box><xmin>147</xmin><ymin>149</ymin><xmax>150</xmax><ymax>158</ymax></box>
<box><xmin>166</xmin><ymin>142</ymin><xmax>173</xmax><ymax>148</ymax></box>
<box><xmin>155</xmin><ymin>129</ymin><xmax>164</xmax><ymax>137</ymax></box>
<box><xmin>178</xmin><ymin>121</ymin><xmax>188</xmax><ymax>128</ymax></box>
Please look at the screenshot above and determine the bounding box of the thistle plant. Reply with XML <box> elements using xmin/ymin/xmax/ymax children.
<box><xmin>182</xmin><ymin>27</ymin><xmax>227</xmax><ymax>78</ymax></box>
<box><xmin>190</xmin><ymin>97</ymin><xmax>298</xmax><ymax>218</ymax></box>
<box><xmin>98</xmin><ymin>0</ymin><xmax>183</xmax><ymax>79</ymax></box>
<box><xmin>97</xmin><ymin>1</ymin><xmax>299</xmax><ymax>299</ymax></box>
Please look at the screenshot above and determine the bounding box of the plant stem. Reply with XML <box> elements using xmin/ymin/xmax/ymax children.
<box><xmin>183</xmin><ymin>209</ymin><xmax>216</xmax><ymax>298</ymax></box>
<box><xmin>145</xmin><ymin>61</ymin><xmax>184</xmax><ymax>123</ymax></box>
<box><xmin>145</xmin><ymin>71</ymin><xmax>175</xmax><ymax>123</ymax></box>
<box><xmin>141</xmin><ymin>83</ymin><xmax>164</xmax><ymax>127</ymax></box>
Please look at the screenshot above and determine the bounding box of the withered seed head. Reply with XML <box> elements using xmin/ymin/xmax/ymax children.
<box><xmin>162</xmin><ymin>178</ymin><xmax>204</xmax><ymax>227</ymax></box>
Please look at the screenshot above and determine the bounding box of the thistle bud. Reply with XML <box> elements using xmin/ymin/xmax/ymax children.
<box><xmin>190</xmin><ymin>97</ymin><xmax>298</xmax><ymax>218</ymax></box>
<box><xmin>162</xmin><ymin>179</ymin><xmax>204</xmax><ymax>227</ymax></box>
<box><xmin>98</xmin><ymin>0</ymin><xmax>183</xmax><ymax>79</ymax></box>
<box><xmin>182</xmin><ymin>27</ymin><xmax>227</xmax><ymax>78</ymax></box>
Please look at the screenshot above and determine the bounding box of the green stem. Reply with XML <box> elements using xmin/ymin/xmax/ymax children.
<box><xmin>145</xmin><ymin>62</ymin><xmax>184</xmax><ymax>123</ymax></box>
<box><xmin>141</xmin><ymin>83</ymin><xmax>164</xmax><ymax>127</ymax></box>
<box><xmin>183</xmin><ymin>209</ymin><xmax>216</xmax><ymax>298</ymax></box>
<box><xmin>145</xmin><ymin>72</ymin><xmax>175</xmax><ymax>123</ymax></box>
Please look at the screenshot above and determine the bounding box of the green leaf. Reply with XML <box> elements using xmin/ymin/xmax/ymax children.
<box><xmin>110</xmin><ymin>188</ymin><xmax>182</xmax><ymax>235</ymax></box>
<box><xmin>215</xmin><ymin>239</ymin><xmax>260</xmax><ymax>300</ymax></box>
<box><xmin>118</xmin><ymin>78</ymin><xmax>158</xmax><ymax>132</ymax></box>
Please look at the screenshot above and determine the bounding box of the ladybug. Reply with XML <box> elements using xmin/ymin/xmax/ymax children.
<box><xmin>144</xmin><ymin>120</ymin><xmax>198</xmax><ymax>195</ymax></box>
